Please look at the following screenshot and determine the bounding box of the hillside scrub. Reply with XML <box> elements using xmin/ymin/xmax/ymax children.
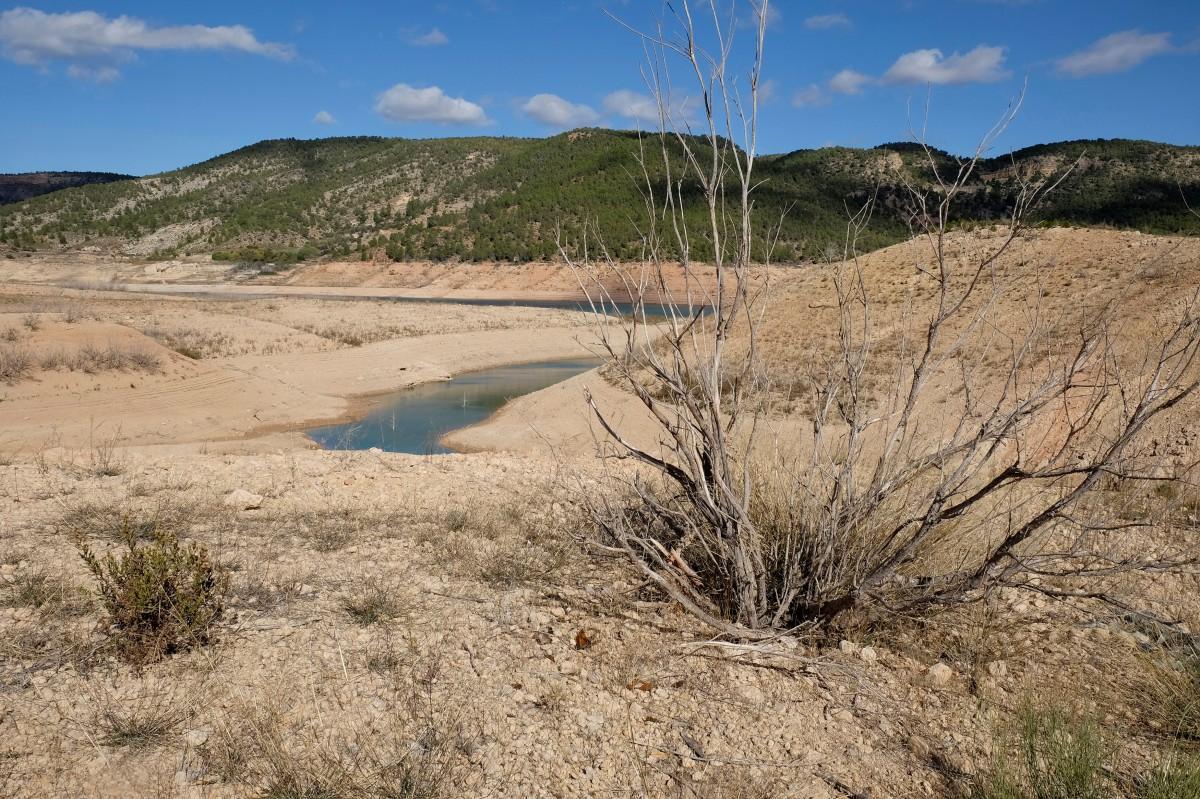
<box><xmin>0</xmin><ymin>131</ymin><xmax>1196</xmax><ymax>264</ymax></box>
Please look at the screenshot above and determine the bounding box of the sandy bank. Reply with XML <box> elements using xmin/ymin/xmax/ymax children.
<box><xmin>0</xmin><ymin>288</ymin><xmax>600</xmax><ymax>454</ymax></box>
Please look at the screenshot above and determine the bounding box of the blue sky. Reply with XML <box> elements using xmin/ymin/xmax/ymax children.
<box><xmin>1</xmin><ymin>1</ymin><xmax>1198</xmax><ymax>175</ymax></box>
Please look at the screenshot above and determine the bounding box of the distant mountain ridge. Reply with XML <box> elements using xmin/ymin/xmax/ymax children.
<box><xmin>0</xmin><ymin>171</ymin><xmax>134</xmax><ymax>206</ymax></box>
<box><xmin>0</xmin><ymin>132</ymin><xmax>1195</xmax><ymax>263</ymax></box>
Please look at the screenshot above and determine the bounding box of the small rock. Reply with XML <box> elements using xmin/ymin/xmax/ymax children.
<box><xmin>986</xmin><ymin>660</ymin><xmax>1008</xmax><ymax>678</ymax></box>
<box><xmin>908</xmin><ymin>735</ymin><xmax>934</xmax><ymax>759</ymax></box>
<box><xmin>859</xmin><ymin>646</ymin><xmax>878</xmax><ymax>663</ymax></box>
<box><xmin>839</xmin><ymin>639</ymin><xmax>860</xmax><ymax>656</ymax></box>
<box><xmin>223</xmin><ymin>488</ymin><xmax>263</xmax><ymax>510</ymax></box>
<box><xmin>926</xmin><ymin>662</ymin><xmax>953</xmax><ymax>687</ymax></box>
<box><xmin>183</xmin><ymin>727</ymin><xmax>210</xmax><ymax>747</ymax></box>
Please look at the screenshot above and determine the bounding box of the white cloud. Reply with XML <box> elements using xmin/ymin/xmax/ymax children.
<box><xmin>736</xmin><ymin>4</ymin><xmax>781</xmax><ymax>30</ymax></box>
<box><xmin>375</xmin><ymin>83</ymin><xmax>489</xmax><ymax>125</ymax></box>
<box><xmin>67</xmin><ymin>64</ymin><xmax>119</xmax><ymax>82</ymax></box>
<box><xmin>1056</xmin><ymin>30</ymin><xmax>1172</xmax><ymax>77</ymax></box>
<box><xmin>883</xmin><ymin>45</ymin><xmax>1009</xmax><ymax>84</ymax></box>
<box><xmin>792</xmin><ymin>84</ymin><xmax>829</xmax><ymax>108</ymax></box>
<box><xmin>601</xmin><ymin>89</ymin><xmax>696</xmax><ymax>126</ymax></box>
<box><xmin>521</xmin><ymin>93</ymin><xmax>598</xmax><ymax>128</ymax></box>
<box><xmin>0</xmin><ymin>7</ymin><xmax>293</xmax><ymax>78</ymax></box>
<box><xmin>602</xmin><ymin>89</ymin><xmax>660</xmax><ymax>122</ymax></box>
<box><xmin>313</xmin><ymin>110</ymin><xmax>336</xmax><ymax>125</ymax></box>
<box><xmin>402</xmin><ymin>27</ymin><xmax>448</xmax><ymax>47</ymax></box>
<box><xmin>829</xmin><ymin>68</ymin><xmax>870</xmax><ymax>94</ymax></box>
<box><xmin>805</xmin><ymin>13</ymin><xmax>849</xmax><ymax>30</ymax></box>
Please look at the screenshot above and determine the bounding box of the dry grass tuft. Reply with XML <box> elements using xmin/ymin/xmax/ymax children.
<box><xmin>341</xmin><ymin>578</ymin><xmax>412</xmax><ymax>627</ymax></box>
<box><xmin>1128</xmin><ymin>645</ymin><xmax>1200</xmax><ymax>744</ymax></box>
<box><xmin>83</xmin><ymin>678</ymin><xmax>199</xmax><ymax>750</ymax></box>
<box><xmin>56</xmin><ymin>496</ymin><xmax>205</xmax><ymax>542</ymax></box>
<box><xmin>0</xmin><ymin>570</ymin><xmax>92</xmax><ymax>618</ymax></box>
<box><xmin>0</xmin><ymin>622</ymin><xmax>103</xmax><ymax>677</ymax></box>
<box><xmin>197</xmin><ymin>687</ymin><xmax>477</xmax><ymax>798</ymax></box>
<box><xmin>231</xmin><ymin>571</ymin><xmax>308</xmax><ymax>613</ymax></box>
<box><xmin>431</xmin><ymin>499</ymin><xmax>582</xmax><ymax>590</ymax></box>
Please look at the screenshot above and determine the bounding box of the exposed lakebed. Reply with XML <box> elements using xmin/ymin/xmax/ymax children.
<box><xmin>305</xmin><ymin>357</ymin><xmax>601</xmax><ymax>454</ymax></box>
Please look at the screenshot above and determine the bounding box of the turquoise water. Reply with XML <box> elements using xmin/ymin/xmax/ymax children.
<box><xmin>305</xmin><ymin>358</ymin><xmax>600</xmax><ymax>454</ymax></box>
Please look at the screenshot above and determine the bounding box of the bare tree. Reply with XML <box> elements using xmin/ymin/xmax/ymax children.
<box><xmin>562</xmin><ymin>0</ymin><xmax>1200</xmax><ymax>638</ymax></box>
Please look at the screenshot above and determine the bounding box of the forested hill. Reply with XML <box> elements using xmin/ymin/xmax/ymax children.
<box><xmin>1</xmin><ymin>131</ymin><xmax>1196</xmax><ymax>264</ymax></box>
<box><xmin>0</xmin><ymin>172</ymin><xmax>134</xmax><ymax>206</ymax></box>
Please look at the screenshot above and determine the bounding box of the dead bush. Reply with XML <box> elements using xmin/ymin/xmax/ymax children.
<box><xmin>0</xmin><ymin>344</ymin><xmax>32</xmax><ymax>383</ymax></box>
<box><xmin>72</xmin><ymin>343</ymin><xmax>160</xmax><ymax>374</ymax></box>
<box><xmin>566</xmin><ymin>0</ymin><xmax>1200</xmax><ymax>637</ymax></box>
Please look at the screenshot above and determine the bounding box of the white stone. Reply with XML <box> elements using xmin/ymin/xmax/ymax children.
<box><xmin>927</xmin><ymin>662</ymin><xmax>953</xmax><ymax>687</ymax></box>
<box><xmin>859</xmin><ymin>646</ymin><xmax>878</xmax><ymax>663</ymax></box>
<box><xmin>223</xmin><ymin>488</ymin><xmax>264</xmax><ymax>510</ymax></box>
<box><xmin>183</xmin><ymin>727</ymin><xmax>210</xmax><ymax>747</ymax></box>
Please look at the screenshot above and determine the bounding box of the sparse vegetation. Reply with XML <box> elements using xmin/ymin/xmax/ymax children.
<box><xmin>197</xmin><ymin>696</ymin><xmax>468</xmax><ymax>799</ymax></box>
<box><xmin>143</xmin><ymin>326</ymin><xmax>233</xmax><ymax>359</ymax></box>
<box><xmin>971</xmin><ymin>705</ymin><xmax>1200</xmax><ymax>799</ymax></box>
<box><xmin>55</xmin><ymin>497</ymin><xmax>205</xmax><ymax>543</ymax></box>
<box><xmin>2</xmin><ymin>4</ymin><xmax>1199</xmax><ymax>798</ymax></box>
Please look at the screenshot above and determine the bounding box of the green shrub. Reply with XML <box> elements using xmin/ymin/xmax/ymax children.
<box><xmin>74</xmin><ymin>522</ymin><xmax>228</xmax><ymax>664</ymax></box>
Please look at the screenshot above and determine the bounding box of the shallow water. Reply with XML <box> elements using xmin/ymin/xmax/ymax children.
<box><xmin>305</xmin><ymin>358</ymin><xmax>601</xmax><ymax>454</ymax></box>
